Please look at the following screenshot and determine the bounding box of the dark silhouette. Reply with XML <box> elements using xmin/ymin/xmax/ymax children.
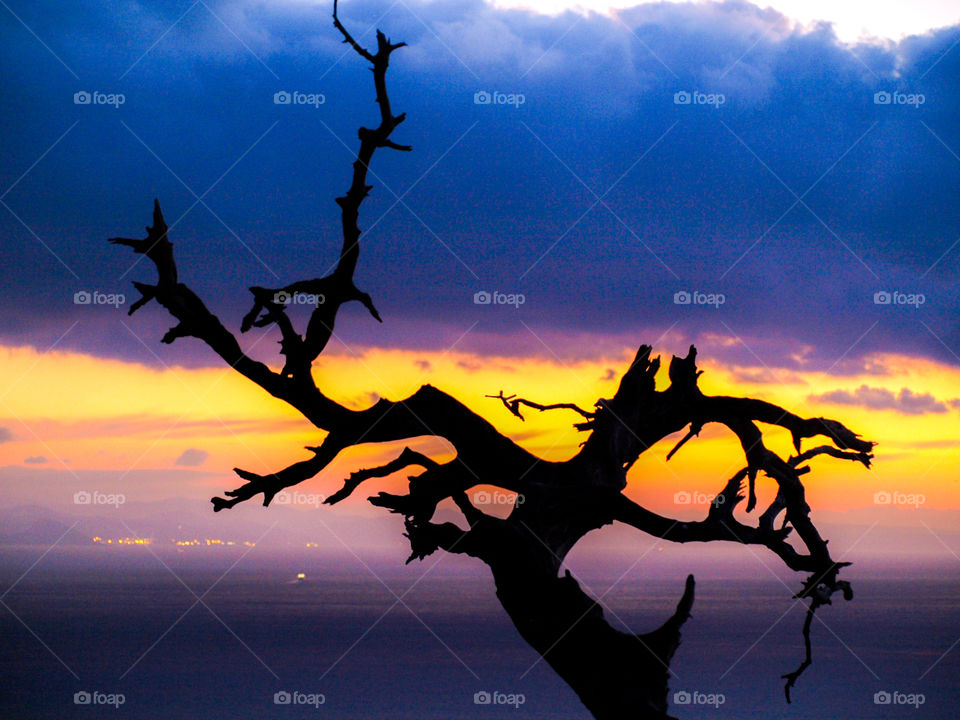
<box><xmin>110</xmin><ymin>3</ymin><xmax>875</xmax><ymax>717</ymax></box>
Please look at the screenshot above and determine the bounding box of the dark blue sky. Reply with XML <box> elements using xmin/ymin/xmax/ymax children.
<box><xmin>2</xmin><ymin>0</ymin><xmax>959</xmax><ymax>370</ymax></box>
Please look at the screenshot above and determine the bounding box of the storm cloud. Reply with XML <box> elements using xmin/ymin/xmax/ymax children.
<box><xmin>1</xmin><ymin>0</ymin><xmax>959</xmax><ymax>371</ymax></box>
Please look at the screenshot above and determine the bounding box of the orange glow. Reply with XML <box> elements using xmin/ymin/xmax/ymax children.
<box><xmin>1</xmin><ymin>343</ymin><xmax>958</xmax><ymax>513</ymax></box>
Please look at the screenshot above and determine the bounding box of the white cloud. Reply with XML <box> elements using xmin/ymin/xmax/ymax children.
<box><xmin>175</xmin><ymin>448</ymin><xmax>210</xmax><ymax>467</ymax></box>
<box><xmin>488</xmin><ymin>0</ymin><xmax>960</xmax><ymax>43</ymax></box>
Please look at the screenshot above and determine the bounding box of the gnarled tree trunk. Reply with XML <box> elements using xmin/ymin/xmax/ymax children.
<box><xmin>109</xmin><ymin>3</ymin><xmax>875</xmax><ymax>717</ymax></box>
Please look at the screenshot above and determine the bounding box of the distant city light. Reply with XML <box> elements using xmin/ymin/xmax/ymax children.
<box><xmin>89</xmin><ymin>536</ymin><xmax>268</xmax><ymax>547</ymax></box>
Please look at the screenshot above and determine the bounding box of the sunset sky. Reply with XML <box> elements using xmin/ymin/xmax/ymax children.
<box><xmin>4</xmin><ymin>6</ymin><xmax>960</xmax><ymax>720</ymax></box>
<box><xmin>1</xmin><ymin>337</ymin><xmax>958</xmax><ymax>519</ymax></box>
<box><xmin>1</xmin><ymin>0</ymin><xmax>959</xmax><ymax>522</ymax></box>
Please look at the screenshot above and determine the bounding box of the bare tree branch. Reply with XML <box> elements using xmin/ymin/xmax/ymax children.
<box><xmin>486</xmin><ymin>390</ymin><xmax>595</xmax><ymax>424</ymax></box>
<box><xmin>110</xmin><ymin>5</ymin><xmax>877</xmax><ymax>717</ymax></box>
<box><xmin>782</xmin><ymin>598</ymin><xmax>818</xmax><ymax>703</ymax></box>
<box><xmin>325</xmin><ymin>447</ymin><xmax>437</xmax><ymax>505</ymax></box>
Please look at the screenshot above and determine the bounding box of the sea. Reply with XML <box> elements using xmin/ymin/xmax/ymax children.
<box><xmin>1</xmin><ymin>548</ymin><xmax>957</xmax><ymax>719</ymax></box>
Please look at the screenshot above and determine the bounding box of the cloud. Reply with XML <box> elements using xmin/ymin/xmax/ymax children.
<box><xmin>0</xmin><ymin>427</ymin><xmax>12</xmax><ymax>444</ymax></box>
<box><xmin>810</xmin><ymin>385</ymin><xmax>951</xmax><ymax>414</ymax></box>
<box><xmin>174</xmin><ymin>448</ymin><xmax>209</xmax><ymax>467</ymax></box>
<box><xmin>729</xmin><ymin>367</ymin><xmax>808</xmax><ymax>386</ymax></box>
<box><xmin>1</xmin><ymin>0</ymin><xmax>959</xmax><ymax>374</ymax></box>
<box><xmin>23</xmin><ymin>456</ymin><xmax>47</xmax><ymax>464</ymax></box>
<box><xmin>457</xmin><ymin>359</ymin><xmax>484</xmax><ymax>372</ymax></box>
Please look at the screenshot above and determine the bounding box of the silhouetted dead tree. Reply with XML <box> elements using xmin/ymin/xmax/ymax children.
<box><xmin>110</xmin><ymin>4</ymin><xmax>875</xmax><ymax>718</ymax></box>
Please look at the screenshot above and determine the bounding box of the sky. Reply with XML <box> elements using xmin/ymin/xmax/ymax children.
<box><xmin>492</xmin><ymin>0</ymin><xmax>960</xmax><ymax>43</ymax></box>
<box><xmin>1</xmin><ymin>0</ymin><xmax>959</xmax><ymax>528</ymax></box>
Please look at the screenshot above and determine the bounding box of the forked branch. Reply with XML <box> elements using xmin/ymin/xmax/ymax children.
<box><xmin>110</xmin><ymin>4</ymin><xmax>877</xmax><ymax>717</ymax></box>
<box><xmin>486</xmin><ymin>390</ymin><xmax>595</xmax><ymax>425</ymax></box>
